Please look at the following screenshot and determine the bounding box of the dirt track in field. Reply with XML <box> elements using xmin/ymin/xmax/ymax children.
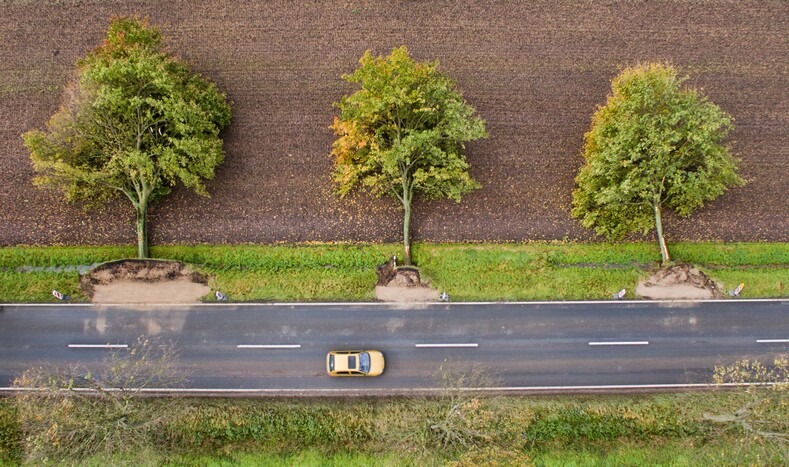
<box><xmin>1</xmin><ymin>1</ymin><xmax>787</xmax><ymax>246</ymax></box>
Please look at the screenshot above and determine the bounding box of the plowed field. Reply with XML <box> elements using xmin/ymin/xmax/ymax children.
<box><xmin>1</xmin><ymin>1</ymin><xmax>787</xmax><ymax>246</ymax></box>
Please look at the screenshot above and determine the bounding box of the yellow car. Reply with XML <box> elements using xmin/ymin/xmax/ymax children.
<box><xmin>326</xmin><ymin>350</ymin><xmax>385</xmax><ymax>377</ymax></box>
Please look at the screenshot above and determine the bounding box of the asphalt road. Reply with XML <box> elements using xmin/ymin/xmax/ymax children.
<box><xmin>1</xmin><ymin>300</ymin><xmax>787</xmax><ymax>394</ymax></box>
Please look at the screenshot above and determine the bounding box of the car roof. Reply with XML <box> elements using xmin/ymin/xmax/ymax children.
<box><xmin>332</xmin><ymin>353</ymin><xmax>358</xmax><ymax>372</ymax></box>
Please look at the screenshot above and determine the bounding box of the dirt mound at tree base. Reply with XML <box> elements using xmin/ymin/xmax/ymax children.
<box><xmin>636</xmin><ymin>263</ymin><xmax>722</xmax><ymax>300</ymax></box>
<box><xmin>81</xmin><ymin>259</ymin><xmax>210</xmax><ymax>303</ymax></box>
<box><xmin>375</xmin><ymin>261</ymin><xmax>440</xmax><ymax>302</ymax></box>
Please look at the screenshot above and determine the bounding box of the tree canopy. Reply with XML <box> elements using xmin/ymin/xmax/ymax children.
<box><xmin>331</xmin><ymin>46</ymin><xmax>487</xmax><ymax>265</ymax></box>
<box><xmin>23</xmin><ymin>17</ymin><xmax>231</xmax><ymax>258</ymax></box>
<box><xmin>708</xmin><ymin>356</ymin><xmax>788</xmax><ymax>462</ymax></box>
<box><xmin>13</xmin><ymin>336</ymin><xmax>186</xmax><ymax>462</ymax></box>
<box><xmin>572</xmin><ymin>63</ymin><xmax>745</xmax><ymax>264</ymax></box>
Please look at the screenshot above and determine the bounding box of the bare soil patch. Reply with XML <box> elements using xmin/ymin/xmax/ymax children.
<box><xmin>81</xmin><ymin>259</ymin><xmax>210</xmax><ymax>304</ymax></box>
<box><xmin>374</xmin><ymin>285</ymin><xmax>440</xmax><ymax>302</ymax></box>
<box><xmin>636</xmin><ymin>263</ymin><xmax>722</xmax><ymax>300</ymax></box>
<box><xmin>375</xmin><ymin>260</ymin><xmax>439</xmax><ymax>302</ymax></box>
<box><xmin>91</xmin><ymin>279</ymin><xmax>211</xmax><ymax>304</ymax></box>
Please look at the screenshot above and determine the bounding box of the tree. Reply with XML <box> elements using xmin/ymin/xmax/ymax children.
<box><xmin>23</xmin><ymin>17</ymin><xmax>231</xmax><ymax>258</ymax></box>
<box><xmin>13</xmin><ymin>337</ymin><xmax>187</xmax><ymax>462</ymax></box>
<box><xmin>425</xmin><ymin>362</ymin><xmax>498</xmax><ymax>451</ymax></box>
<box><xmin>572</xmin><ymin>63</ymin><xmax>744</xmax><ymax>264</ymax></box>
<box><xmin>707</xmin><ymin>356</ymin><xmax>788</xmax><ymax>462</ymax></box>
<box><xmin>331</xmin><ymin>46</ymin><xmax>487</xmax><ymax>265</ymax></box>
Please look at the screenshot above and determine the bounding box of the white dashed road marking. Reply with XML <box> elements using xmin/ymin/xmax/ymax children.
<box><xmin>237</xmin><ymin>344</ymin><xmax>302</xmax><ymax>349</ymax></box>
<box><xmin>68</xmin><ymin>344</ymin><xmax>128</xmax><ymax>349</ymax></box>
<box><xmin>415</xmin><ymin>343</ymin><xmax>479</xmax><ymax>348</ymax></box>
<box><xmin>588</xmin><ymin>341</ymin><xmax>649</xmax><ymax>346</ymax></box>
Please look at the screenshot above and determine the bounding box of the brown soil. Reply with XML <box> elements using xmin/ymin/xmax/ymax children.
<box><xmin>1</xmin><ymin>2</ymin><xmax>786</xmax><ymax>247</ymax></box>
<box><xmin>81</xmin><ymin>259</ymin><xmax>210</xmax><ymax>303</ymax></box>
<box><xmin>375</xmin><ymin>285</ymin><xmax>440</xmax><ymax>302</ymax></box>
<box><xmin>91</xmin><ymin>279</ymin><xmax>211</xmax><ymax>304</ymax></box>
<box><xmin>636</xmin><ymin>263</ymin><xmax>723</xmax><ymax>300</ymax></box>
<box><xmin>375</xmin><ymin>266</ymin><xmax>440</xmax><ymax>302</ymax></box>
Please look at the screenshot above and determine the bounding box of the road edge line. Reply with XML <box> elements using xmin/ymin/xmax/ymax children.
<box><xmin>0</xmin><ymin>382</ymin><xmax>778</xmax><ymax>395</ymax></box>
<box><xmin>3</xmin><ymin>298</ymin><xmax>786</xmax><ymax>307</ymax></box>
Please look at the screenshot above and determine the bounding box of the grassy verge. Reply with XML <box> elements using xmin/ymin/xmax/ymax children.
<box><xmin>0</xmin><ymin>242</ymin><xmax>786</xmax><ymax>302</ymax></box>
<box><xmin>530</xmin><ymin>441</ymin><xmax>770</xmax><ymax>466</ymax></box>
<box><xmin>0</xmin><ymin>270</ymin><xmax>90</xmax><ymax>302</ymax></box>
<box><xmin>0</xmin><ymin>400</ymin><xmax>21</xmax><ymax>464</ymax></box>
<box><xmin>2</xmin><ymin>392</ymin><xmax>784</xmax><ymax>465</ymax></box>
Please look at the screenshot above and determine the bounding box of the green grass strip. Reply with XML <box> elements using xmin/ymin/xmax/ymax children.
<box><xmin>0</xmin><ymin>271</ymin><xmax>87</xmax><ymax>302</ymax></box>
<box><xmin>0</xmin><ymin>242</ymin><xmax>786</xmax><ymax>302</ymax></box>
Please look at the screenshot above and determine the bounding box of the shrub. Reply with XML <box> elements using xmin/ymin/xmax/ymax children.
<box><xmin>0</xmin><ymin>401</ymin><xmax>21</xmax><ymax>464</ymax></box>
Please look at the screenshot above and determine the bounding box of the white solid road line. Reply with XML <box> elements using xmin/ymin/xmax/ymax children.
<box><xmin>2</xmin><ymin>382</ymin><xmax>780</xmax><ymax>394</ymax></box>
<box><xmin>187</xmin><ymin>298</ymin><xmax>785</xmax><ymax>306</ymax></box>
<box><xmin>415</xmin><ymin>343</ymin><xmax>479</xmax><ymax>348</ymax></box>
<box><xmin>5</xmin><ymin>298</ymin><xmax>785</xmax><ymax>307</ymax></box>
<box><xmin>588</xmin><ymin>341</ymin><xmax>649</xmax><ymax>346</ymax></box>
<box><xmin>237</xmin><ymin>344</ymin><xmax>302</xmax><ymax>349</ymax></box>
<box><xmin>756</xmin><ymin>339</ymin><xmax>789</xmax><ymax>343</ymax></box>
<box><xmin>68</xmin><ymin>344</ymin><xmax>128</xmax><ymax>349</ymax></box>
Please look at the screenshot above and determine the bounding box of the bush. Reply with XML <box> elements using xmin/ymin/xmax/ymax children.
<box><xmin>3</xmin><ymin>392</ymin><xmax>778</xmax><ymax>464</ymax></box>
<box><xmin>522</xmin><ymin>403</ymin><xmax>702</xmax><ymax>447</ymax></box>
<box><xmin>172</xmin><ymin>400</ymin><xmax>375</xmax><ymax>451</ymax></box>
<box><xmin>0</xmin><ymin>401</ymin><xmax>22</xmax><ymax>464</ymax></box>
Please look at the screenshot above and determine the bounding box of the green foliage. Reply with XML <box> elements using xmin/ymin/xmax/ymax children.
<box><xmin>572</xmin><ymin>63</ymin><xmax>745</xmax><ymax>263</ymax></box>
<box><xmin>81</xmin><ymin>442</ymin><xmax>783</xmax><ymax>467</ymax></box>
<box><xmin>331</xmin><ymin>45</ymin><xmax>487</xmax><ymax>202</ymax></box>
<box><xmin>331</xmin><ymin>46</ymin><xmax>486</xmax><ymax>264</ymax></box>
<box><xmin>532</xmin><ymin>440</ymin><xmax>780</xmax><ymax>466</ymax></box>
<box><xmin>86</xmin><ymin>449</ymin><xmax>428</xmax><ymax>466</ymax></box>
<box><xmin>421</xmin><ymin>364</ymin><xmax>498</xmax><ymax>452</ymax></box>
<box><xmin>708</xmin><ymin>356</ymin><xmax>789</xmax><ymax>462</ymax></box>
<box><xmin>0</xmin><ymin>401</ymin><xmax>21</xmax><ymax>464</ymax></box>
<box><xmin>7</xmin><ymin>392</ymin><xmax>775</xmax><ymax>465</ymax></box>
<box><xmin>13</xmin><ymin>337</ymin><xmax>186</xmax><ymax>463</ymax></box>
<box><xmin>173</xmin><ymin>400</ymin><xmax>375</xmax><ymax>450</ymax></box>
<box><xmin>523</xmin><ymin>405</ymin><xmax>699</xmax><ymax>445</ymax></box>
<box><xmin>23</xmin><ymin>17</ymin><xmax>231</xmax><ymax>258</ymax></box>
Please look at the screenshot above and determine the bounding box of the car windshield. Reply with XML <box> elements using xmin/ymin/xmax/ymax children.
<box><xmin>359</xmin><ymin>352</ymin><xmax>371</xmax><ymax>373</ymax></box>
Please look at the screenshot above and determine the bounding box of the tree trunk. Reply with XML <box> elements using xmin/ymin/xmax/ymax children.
<box><xmin>136</xmin><ymin>203</ymin><xmax>149</xmax><ymax>259</ymax></box>
<box><xmin>653</xmin><ymin>202</ymin><xmax>670</xmax><ymax>264</ymax></box>
<box><xmin>402</xmin><ymin>200</ymin><xmax>412</xmax><ymax>266</ymax></box>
